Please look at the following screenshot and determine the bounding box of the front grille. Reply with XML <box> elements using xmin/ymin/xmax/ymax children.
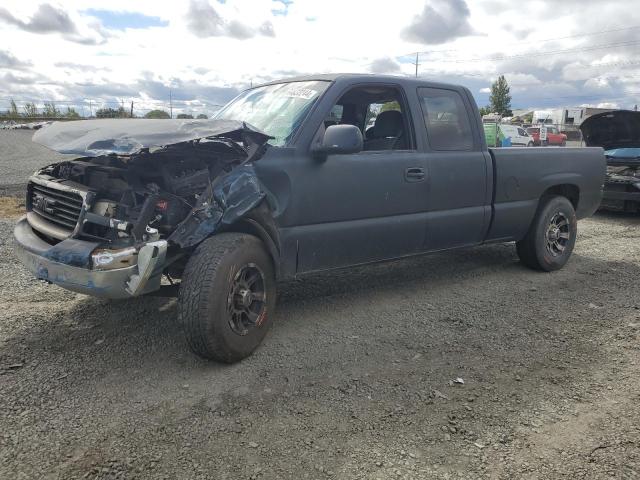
<box><xmin>29</xmin><ymin>181</ymin><xmax>83</xmax><ymax>235</ymax></box>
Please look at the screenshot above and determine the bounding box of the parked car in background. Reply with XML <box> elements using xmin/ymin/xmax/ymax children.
<box><xmin>580</xmin><ymin>110</ymin><xmax>640</xmax><ymax>212</ymax></box>
<box><xmin>527</xmin><ymin>126</ymin><xmax>568</xmax><ymax>146</ymax></box>
<box><xmin>499</xmin><ymin>124</ymin><xmax>534</xmax><ymax>147</ymax></box>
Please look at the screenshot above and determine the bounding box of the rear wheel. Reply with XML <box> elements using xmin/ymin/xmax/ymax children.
<box><xmin>527</xmin><ymin>141</ymin><xmax>534</xmax><ymax>147</ymax></box>
<box><xmin>178</xmin><ymin>233</ymin><xmax>276</xmax><ymax>363</ymax></box>
<box><xmin>516</xmin><ymin>195</ymin><xmax>577</xmax><ymax>271</ymax></box>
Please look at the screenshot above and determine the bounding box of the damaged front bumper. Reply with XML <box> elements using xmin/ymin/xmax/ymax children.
<box><xmin>13</xmin><ymin>216</ymin><xmax>167</xmax><ymax>299</ymax></box>
<box><xmin>600</xmin><ymin>163</ymin><xmax>640</xmax><ymax>212</ymax></box>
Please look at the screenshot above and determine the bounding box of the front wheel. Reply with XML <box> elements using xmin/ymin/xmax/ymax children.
<box><xmin>527</xmin><ymin>141</ymin><xmax>534</xmax><ymax>147</ymax></box>
<box><xmin>516</xmin><ymin>195</ymin><xmax>577</xmax><ymax>271</ymax></box>
<box><xmin>178</xmin><ymin>233</ymin><xmax>276</xmax><ymax>363</ymax></box>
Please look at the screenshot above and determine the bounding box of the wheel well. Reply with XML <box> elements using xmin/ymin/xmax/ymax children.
<box><xmin>227</xmin><ymin>219</ymin><xmax>280</xmax><ymax>272</ymax></box>
<box><xmin>542</xmin><ymin>184</ymin><xmax>579</xmax><ymax>210</ymax></box>
<box><xmin>220</xmin><ymin>203</ymin><xmax>281</xmax><ymax>278</ymax></box>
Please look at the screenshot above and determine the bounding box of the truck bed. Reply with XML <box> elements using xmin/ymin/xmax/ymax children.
<box><xmin>486</xmin><ymin>147</ymin><xmax>606</xmax><ymax>242</ymax></box>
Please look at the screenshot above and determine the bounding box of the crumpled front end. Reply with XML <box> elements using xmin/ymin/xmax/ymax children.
<box><xmin>14</xmin><ymin>216</ymin><xmax>167</xmax><ymax>298</ymax></box>
<box><xmin>600</xmin><ymin>160</ymin><xmax>640</xmax><ymax>212</ymax></box>
<box><xmin>14</xmin><ymin>119</ymin><xmax>273</xmax><ymax>298</ymax></box>
<box><xmin>580</xmin><ymin>111</ymin><xmax>640</xmax><ymax>212</ymax></box>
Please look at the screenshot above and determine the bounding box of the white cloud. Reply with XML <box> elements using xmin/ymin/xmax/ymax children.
<box><xmin>0</xmin><ymin>0</ymin><xmax>638</xmax><ymax>114</ymax></box>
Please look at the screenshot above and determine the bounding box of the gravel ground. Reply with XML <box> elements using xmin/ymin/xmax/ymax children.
<box><xmin>1</xmin><ymin>132</ymin><xmax>639</xmax><ymax>479</ymax></box>
<box><xmin>0</xmin><ymin>130</ymin><xmax>72</xmax><ymax>197</ymax></box>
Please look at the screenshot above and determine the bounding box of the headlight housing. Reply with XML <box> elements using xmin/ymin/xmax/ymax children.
<box><xmin>91</xmin><ymin>247</ymin><xmax>137</xmax><ymax>270</ymax></box>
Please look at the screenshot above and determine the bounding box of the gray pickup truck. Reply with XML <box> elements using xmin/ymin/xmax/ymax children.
<box><xmin>14</xmin><ymin>74</ymin><xmax>605</xmax><ymax>362</ymax></box>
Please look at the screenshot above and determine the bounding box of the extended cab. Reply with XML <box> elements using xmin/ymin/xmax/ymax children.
<box><xmin>14</xmin><ymin>74</ymin><xmax>605</xmax><ymax>362</ymax></box>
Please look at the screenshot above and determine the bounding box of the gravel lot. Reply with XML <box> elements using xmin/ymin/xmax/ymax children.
<box><xmin>0</xmin><ymin>130</ymin><xmax>72</xmax><ymax>197</ymax></box>
<box><xmin>1</xmin><ymin>131</ymin><xmax>639</xmax><ymax>479</ymax></box>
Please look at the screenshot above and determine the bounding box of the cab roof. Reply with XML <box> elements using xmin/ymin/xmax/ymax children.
<box><xmin>256</xmin><ymin>73</ymin><xmax>467</xmax><ymax>92</ymax></box>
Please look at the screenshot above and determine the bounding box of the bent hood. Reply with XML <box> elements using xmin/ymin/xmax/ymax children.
<box><xmin>32</xmin><ymin>118</ymin><xmax>272</xmax><ymax>157</ymax></box>
<box><xmin>580</xmin><ymin>110</ymin><xmax>640</xmax><ymax>152</ymax></box>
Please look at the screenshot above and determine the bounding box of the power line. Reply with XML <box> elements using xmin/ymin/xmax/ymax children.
<box><xmin>398</xmin><ymin>24</ymin><xmax>640</xmax><ymax>57</ymax></box>
<box><xmin>421</xmin><ymin>39</ymin><xmax>640</xmax><ymax>63</ymax></box>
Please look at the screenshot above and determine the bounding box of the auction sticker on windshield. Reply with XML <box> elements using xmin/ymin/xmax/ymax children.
<box><xmin>286</xmin><ymin>88</ymin><xmax>318</xmax><ymax>100</ymax></box>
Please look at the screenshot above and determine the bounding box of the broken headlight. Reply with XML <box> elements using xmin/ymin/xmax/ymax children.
<box><xmin>91</xmin><ymin>247</ymin><xmax>137</xmax><ymax>271</ymax></box>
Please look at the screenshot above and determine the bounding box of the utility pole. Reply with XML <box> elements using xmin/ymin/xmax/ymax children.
<box><xmin>169</xmin><ymin>89</ymin><xmax>173</xmax><ymax>119</ymax></box>
<box><xmin>130</xmin><ymin>100</ymin><xmax>134</xmax><ymax>118</ymax></box>
<box><xmin>410</xmin><ymin>52</ymin><xmax>420</xmax><ymax>78</ymax></box>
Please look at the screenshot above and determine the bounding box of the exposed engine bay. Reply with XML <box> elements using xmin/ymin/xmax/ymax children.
<box><xmin>600</xmin><ymin>164</ymin><xmax>640</xmax><ymax>212</ymax></box>
<box><xmin>580</xmin><ymin>110</ymin><xmax>640</xmax><ymax>213</ymax></box>
<box><xmin>32</xmin><ymin>138</ymin><xmax>257</xmax><ymax>245</ymax></box>
<box><xmin>25</xmin><ymin>119</ymin><xmax>273</xmax><ymax>283</ymax></box>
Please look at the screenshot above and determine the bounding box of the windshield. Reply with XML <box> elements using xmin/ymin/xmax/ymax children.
<box><xmin>214</xmin><ymin>80</ymin><xmax>330</xmax><ymax>146</ymax></box>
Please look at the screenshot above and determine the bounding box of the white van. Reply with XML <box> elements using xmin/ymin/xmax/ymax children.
<box><xmin>499</xmin><ymin>124</ymin><xmax>534</xmax><ymax>147</ymax></box>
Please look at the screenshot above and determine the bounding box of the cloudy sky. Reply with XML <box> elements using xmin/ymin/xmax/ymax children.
<box><xmin>1</xmin><ymin>0</ymin><xmax>639</xmax><ymax>116</ymax></box>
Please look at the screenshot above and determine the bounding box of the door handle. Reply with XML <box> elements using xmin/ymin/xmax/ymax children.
<box><xmin>405</xmin><ymin>167</ymin><xmax>426</xmax><ymax>182</ymax></box>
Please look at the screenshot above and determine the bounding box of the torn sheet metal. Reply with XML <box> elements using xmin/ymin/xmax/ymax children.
<box><xmin>32</xmin><ymin>118</ymin><xmax>272</xmax><ymax>157</ymax></box>
<box><xmin>169</xmin><ymin>164</ymin><xmax>266</xmax><ymax>248</ymax></box>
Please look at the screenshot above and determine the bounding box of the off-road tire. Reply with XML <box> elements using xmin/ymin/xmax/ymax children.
<box><xmin>178</xmin><ymin>233</ymin><xmax>276</xmax><ymax>363</ymax></box>
<box><xmin>516</xmin><ymin>195</ymin><xmax>577</xmax><ymax>272</ymax></box>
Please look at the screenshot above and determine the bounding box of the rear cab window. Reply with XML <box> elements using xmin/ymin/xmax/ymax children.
<box><xmin>417</xmin><ymin>87</ymin><xmax>474</xmax><ymax>151</ymax></box>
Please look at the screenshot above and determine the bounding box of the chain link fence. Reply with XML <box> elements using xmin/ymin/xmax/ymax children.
<box><xmin>0</xmin><ymin>99</ymin><xmax>224</xmax><ymax>125</ymax></box>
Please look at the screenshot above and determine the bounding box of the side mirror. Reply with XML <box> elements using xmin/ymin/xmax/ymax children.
<box><xmin>312</xmin><ymin>124</ymin><xmax>363</xmax><ymax>158</ymax></box>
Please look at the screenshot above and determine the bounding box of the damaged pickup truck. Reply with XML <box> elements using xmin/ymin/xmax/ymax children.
<box><xmin>14</xmin><ymin>74</ymin><xmax>606</xmax><ymax>363</ymax></box>
<box><xmin>580</xmin><ymin>110</ymin><xmax>640</xmax><ymax>212</ymax></box>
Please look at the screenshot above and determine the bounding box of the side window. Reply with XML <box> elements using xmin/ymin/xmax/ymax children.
<box><xmin>517</xmin><ymin>127</ymin><xmax>526</xmax><ymax>136</ymax></box>
<box><xmin>324</xmin><ymin>104</ymin><xmax>344</xmax><ymax>128</ymax></box>
<box><xmin>325</xmin><ymin>86</ymin><xmax>415</xmax><ymax>151</ymax></box>
<box><xmin>365</xmin><ymin>101</ymin><xmax>400</xmax><ymax>133</ymax></box>
<box><xmin>418</xmin><ymin>87</ymin><xmax>474</xmax><ymax>151</ymax></box>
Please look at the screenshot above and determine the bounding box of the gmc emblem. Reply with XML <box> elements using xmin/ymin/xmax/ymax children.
<box><xmin>33</xmin><ymin>194</ymin><xmax>56</xmax><ymax>215</ymax></box>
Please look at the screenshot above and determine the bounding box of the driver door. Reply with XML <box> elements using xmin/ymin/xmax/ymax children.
<box><xmin>286</xmin><ymin>84</ymin><xmax>430</xmax><ymax>273</ymax></box>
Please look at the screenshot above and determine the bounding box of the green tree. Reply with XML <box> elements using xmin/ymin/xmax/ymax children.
<box><xmin>196</xmin><ymin>113</ymin><xmax>208</xmax><ymax>119</ymax></box>
<box><xmin>96</xmin><ymin>107</ymin><xmax>129</xmax><ymax>118</ymax></box>
<box><xmin>23</xmin><ymin>102</ymin><xmax>38</xmax><ymax>117</ymax></box>
<box><xmin>144</xmin><ymin>109</ymin><xmax>171</xmax><ymax>119</ymax></box>
<box><xmin>43</xmin><ymin>102</ymin><xmax>60</xmax><ymax>118</ymax></box>
<box><xmin>489</xmin><ymin>75</ymin><xmax>512</xmax><ymax>117</ymax></box>
<box><xmin>176</xmin><ymin>113</ymin><xmax>194</xmax><ymax>119</ymax></box>
<box><xmin>380</xmin><ymin>101</ymin><xmax>400</xmax><ymax>112</ymax></box>
<box><xmin>478</xmin><ymin>106</ymin><xmax>492</xmax><ymax>117</ymax></box>
<box><xmin>65</xmin><ymin>107</ymin><xmax>80</xmax><ymax>119</ymax></box>
<box><xmin>9</xmin><ymin>99</ymin><xmax>19</xmax><ymax>119</ymax></box>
